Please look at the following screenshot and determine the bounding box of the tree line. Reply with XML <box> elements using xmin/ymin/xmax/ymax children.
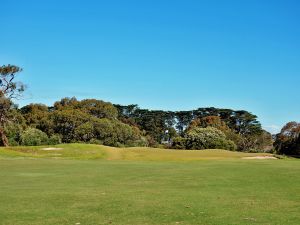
<box><xmin>0</xmin><ymin>64</ymin><xmax>299</xmax><ymax>155</ymax></box>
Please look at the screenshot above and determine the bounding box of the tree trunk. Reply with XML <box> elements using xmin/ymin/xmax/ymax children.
<box><xmin>0</xmin><ymin>128</ymin><xmax>9</xmax><ymax>147</ymax></box>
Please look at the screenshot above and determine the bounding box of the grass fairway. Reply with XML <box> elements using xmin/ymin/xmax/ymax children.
<box><xmin>0</xmin><ymin>144</ymin><xmax>299</xmax><ymax>225</ymax></box>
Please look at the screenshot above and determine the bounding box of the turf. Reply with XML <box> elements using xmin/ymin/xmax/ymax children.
<box><xmin>0</xmin><ymin>143</ymin><xmax>275</xmax><ymax>161</ymax></box>
<box><xmin>0</xmin><ymin>144</ymin><xmax>299</xmax><ymax>225</ymax></box>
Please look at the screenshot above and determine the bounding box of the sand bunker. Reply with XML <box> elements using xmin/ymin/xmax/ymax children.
<box><xmin>41</xmin><ymin>147</ymin><xmax>63</xmax><ymax>151</ymax></box>
<box><xmin>242</xmin><ymin>156</ymin><xmax>277</xmax><ymax>160</ymax></box>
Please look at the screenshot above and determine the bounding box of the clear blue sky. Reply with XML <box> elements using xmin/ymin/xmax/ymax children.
<box><xmin>1</xmin><ymin>0</ymin><xmax>300</xmax><ymax>133</ymax></box>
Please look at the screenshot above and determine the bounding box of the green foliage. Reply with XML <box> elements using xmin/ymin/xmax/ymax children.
<box><xmin>20</xmin><ymin>104</ymin><xmax>53</xmax><ymax>135</ymax></box>
<box><xmin>257</xmin><ymin>130</ymin><xmax>274</xmax><ymax>152</ymax></box>
<box><xmin>89</xmin><ymin>138</ymin><xmax>103</xmax><ymax>145</ymax></box>
<box><xmin>93</xmin><ymin>118</ymin><xmax>140</xmax><ymax>147</ymax></box>
<box><xmin>48</xmin><ymin>134</ymin><xmax>62</xmax><ymax>145</ymax></box>
<box><xmin>174</xmin><ymin>111</ymin><xmax>194</xmax><ymax>134</ymax></box>
<box><xmin>54</xmin><ymin>98</ymin><xmax>118</xmax><ymax>119</ymax></box>
<box><xmin>1</xmin><ymin>65</ymin><xmax>268</xmax><ymax>151</ymax></box>
<box><xmin>4</xmin><ymin>93</ymin><xmax>269</xmax><ymax>151</ymax></box>
<box><xmin>115</xmin><ymin>105</ymin><xmax>263</xmax><ymax>150</ymax></box>
<box><xmin>20</xmin><ymin>104</ymin><xmax>49</xmax><ymax>126</ymax></box>
<box><xmin>0</xmin><ymin>96</ymin><xmax>14</xmax><ymax>146</ymax></box>
<box><xmin>51</xmin><ymin>109</ymin><xmax>91</xmax><ymax>142</ymax></box>
<box><xmin>0</xmin><ymin>65</ymin><xmax>25</xmax><ymax>99</ymax></box>
<box><xmin>21</xmin><ymin>128</ymin><xmax>49</xmax><ymax>146</ymax></box>
<box><xmin>77</xmin><ymin>99</ymin><xmax>118</xmax><ymax>119</ymax></box>
<box><xmin>187</xmin><ymin>116</ymin><xmax>230</xmax><ymax>132</ymax></box>
<box><xmin>115</xmin><ymin>105</ymin><xmax>176</xmax><ymax>145</ymax></box>
<box><xmin>181</xmin><ymin>127</ymin><xmax>237</xmax><ymax>150</ymax></box>
<box><xmin>0</xmin><ymin>65</ymin><xmax>25</xmax><ymax>146</ymax></box>
<box><xmin>46</xmin><ymin>99</ymin><xmax>143</xmax><ymax>146</ymax></box>
<box><xmin>172</xmin><ymin>137</ymin><xmax>187</xmax><ymax>149</ymax></box>
<box><xmin>4</xmin><ymin>122</ymin><xmax>23</xmax><ymax>145</ymax></box>
<box><xmin>74</xmin><ymin>122</ymin><xmax>95</xmax><ymax>142</ymax></box>
<box><xmin>274</xmin><ymin>122</ymin><xmax>300</xmax><ymax>156</ymax></box>
<box><xmin>125</xmin><ymin>136</ymin><xmax>149</xmax><ymax>147</ymax></box>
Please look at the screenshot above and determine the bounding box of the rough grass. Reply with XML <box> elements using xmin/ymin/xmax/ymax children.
<box><xmin>0</xmin><ymin>144</ymin><xmax>299</xmax><ymax>225</ymax></box>
<box><xmin>0</xmin><ymin>143</ymin><xmax>275</xmax><ymax>161</ymax></box>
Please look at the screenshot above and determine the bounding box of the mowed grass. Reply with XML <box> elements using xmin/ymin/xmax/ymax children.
<box><xmin>0</xmin><ymin>144</ymin><xmax>299</xmax><ymax>225</ymax></box>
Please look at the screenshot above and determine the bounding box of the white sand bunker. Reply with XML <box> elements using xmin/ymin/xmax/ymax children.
<box><xmin>41</xmin><ymin>147</ymin><xmax>63</xmax><ymax>151</ymax></box>
<box><xmin>242</xmin><ymin>156</ymin><xmax>277</xmax><ymax>160</ymax></box>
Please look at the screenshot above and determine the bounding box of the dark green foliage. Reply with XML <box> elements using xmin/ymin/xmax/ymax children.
<box><xmin>132</xmin><ymin>109</ymin><xmax>175</xmax><ymax>145</ymax></box>
<box><xmin>48</xmin><ymin>134</ymin><xmax>62</xmax><ymax>145</ymax></box>
<box><xmin>54</xmin><ymin>98</ymin><xmax>118</xmax><ymax>119</ymax></box>
<box><xmin>274</xmin><ymin>122</ymin><xmax>300</xmax><ymax>156</ymax></box>
<box><xmin>115</xmin><ymin>105</ymin><xmax>177</xmax><ymax>145</ymax></box>
<box><xmin>21</xmin><ymin>128</ymin><xmax>49</xmax><ymax>146</ymax></box>
<box><xmin>184</xmin><ymin>127</ymin><xmax>237</xmax><ymax>150</ymax></box>
<box><xmin>5</xmin><ymin>94</ymin><xmax>269</xmax><ymax>151</ymax></box>
<box><xmin>74</xmin><ymin>122</ymin><xmax>95</xmax><ymax>142</ymax></box>
<box><xmin>115</xmin><ymin>105</ymin><xmax>263</xmax><ymax>150</ymax></box>
<box><xmin>175</xmin><ymin>111</ymin><xmax>194</xmax><ymax>134</ymax></box>
<box><xmin>172</xmin><ymin>137</ymin><xmax>187</xmax><ymax>149</ymax></box>
<box><xmin>0</xmin><ymin>65</ymin><xmax>25</xmax><ymax>146</ymax></box>
<box><xmin>0</xmin><ymin>64</ymin><xmax>270</xmax><ymax>151</ymax></box>
<box><xmin>20</xmin><ymin>104</ymin><xmax>52</xmax><ymax>132</ymax></box>
<box><xmin>51</xmin><ymin>109</ymin><xmax>91</xmax><ymax>142</ymax></box>
<box><xmin>26</xmin><ymin>100</ymin><xmax>144</xmax><ymax>147</ymax></box>
<box><xmin>172</xmin><ymin>127</ymin><xmax>236</xmax><ymax>150</ymax></box>
<box><xmin>93</xmin><ymin>118</ymin><xmax>140</xmax><ymax>147</ymax></box>
<box><xmin>4</xmin><ymin>122</ymin><xmax>23</xmax><ymax>146</ymax></box>
<box><xmin>77</xmin><ymin>99</ymin><xmax>118</xmax><ymax>119</ymax></box>
<box><xmin>89</xmin><ymin>138</ymin><xmax>103</xmax><ymax>145</ymax></box>
<box><xmin>125</xmin><ymin>137</ymin><xmax>149</xmax><ymax>147</ymax></box>
<box><xmin>20</xmin><ymin>104</ymin><xmax>49</xmax><ymax>126</ymax></box>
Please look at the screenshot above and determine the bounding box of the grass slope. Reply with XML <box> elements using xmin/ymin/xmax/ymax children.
<box><xmin>0</xmin><ymin>144</ymin><xmax>299</xmax><ymax>225</ymax></box>
<box><xmin>0</xmin><ymin>143</ymin><xmax>274</xmax><ymax>161</ymax></box>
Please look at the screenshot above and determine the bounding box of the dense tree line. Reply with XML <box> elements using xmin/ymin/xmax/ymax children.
<box><xmin>274</xmin><ymin>122</ymin><xmax>300</xmax><ymax>156</ymax></box>
<box><xmin>114</xmin><ymin>104</ymin><xmax>273</xmax><ymax>151</ymax></box>
<box><xmin>1</xmin><ymin>101</ymin><xmax>272</xmax><ymax>152</ymax></box>
<box><xmin>1</xmin><ymin>64</ymin><xmax>299</xmax><ymax>155</ymax></box>
<box><xmin>14</xmin><ymin>98</ymin><xmax>146</xmax><ymax>147</ymax></box>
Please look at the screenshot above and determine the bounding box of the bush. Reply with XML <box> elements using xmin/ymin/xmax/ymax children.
<box><xmin>74</xmin><ymin>122</ymin><xmax>94</xmax><ymax>142</ymax></box>
<box><xmin>4</xmin><ymin>122</ymin><xmax>23</xmax><ymax>146</ymax></box>
<box><xmin>212</xmin><ymin>138</ymin><xmax>237</xmax><ymax>151</ymax></box>
<box><xmin>94</xmin><ymin>118</ymin><xmax>141</xmax><ymax>147</ymax></box>
<box><xmin>89</xmin><ymin>138</ymin><xmax>103</xmax><ymax>145</ymax></box>
<box><xmin>8</xmin><ymin>138</ymin><xmax>20</xmax><ymax>146</ymax></box>
<box><xmin>48</xmin><ymin>134</ymin><xmax>62</xmax><ymax>145</ymax></box>
<box><xmin>125</xmin><ymin>137</ymin><xmax>149</xmax><ymax>147</ymax></box>
<box><xmin>172</xmin><ymin>137</ymin><xmax>187</xmax><ymax>149</ymax></box>
<box><xmin>21</xmin><ymin>128</ymin><xmax>49</xmax><ymax>146</ymax></box>
<box><xmin>173</xmin><ymin>127</ymin><xmax>237</xmax><ymax>151</ymax></box>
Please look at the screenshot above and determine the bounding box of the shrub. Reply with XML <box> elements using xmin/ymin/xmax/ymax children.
<box><xmin>93</xmin><ymin>118</ymin><xmax>116</xmax><ymax>146</ymax></box>
<box><xmin>174</xmin><ymin>127</ymin><xmax>237</xmax><ymax>150</ymax></box>
<box><xmin>74</xmin><ymin>122</ymin><xmax>94</xmax><ymax>142</ymax></box>
<box><xmin>172</xmin><ymin>137</ymin><xmax>187</xmax><ymax>149</ymax></box>
<box><xmin>4</xmin><ymin>122</ymin><xmax>23</xmax><ymax>146</ymax></box>
<box><xmin>125</xmin><ymin>137</ymin><xmax>149</xmax><ymax>147</ymax></box>
<box><xmin>89</xmin><ymin>138</ymin><xmax>103</xmax><ymax>145</ymax></box>
<box><xmin>8</xmin><ymin>138</ymin><xmax>20</xmax><ymax>146</ymax></box>
<box><xmin>48</xmin><ymin>134</ymin><xmax>62</xmax><ymax>145</ymax></box>
<box><xmin>212</xmin><ymin>138</ymin><xmax>237</xmax><ymax>151</ymax></box>
<box><xmin>94</xmin><ymin>118</ymin><xmax>141</xmax><ymax>147</ymax></box>
<box><xmin>21</xmin><ymin>128</ymin><xmax>49</xmax><ymax>146</ymax></box>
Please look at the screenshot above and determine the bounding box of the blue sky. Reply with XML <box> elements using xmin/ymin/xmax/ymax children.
<box><xmin>1</xmin><ymin>0</ymin><xmax>300</xmax><ymax>133</ymax></box>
